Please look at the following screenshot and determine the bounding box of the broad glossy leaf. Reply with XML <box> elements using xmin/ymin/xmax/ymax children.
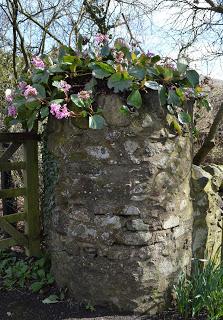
<box><xmin>178</xmin><ymin>112</ymin><xmax>192</xmax><ymax>124</ymax></box>
<box><xmin>33</xmin><ymin>84</ymin><xmax>46</xmax><ymax>98</ymax></box>
<box><xmin>27</xmin><ymin>110</ymin><xmax>38</xmax><ymax>131</ymax></box>
<box><xmin>128</xmin><ymin>66</ymin><xmax>146</xmax><ymax>80</ymax></box>
<box><xmin>144</xmin><ymin>81</ymin><xmax>159</xmax><ymax>90</ymax></box>
<box><xmin>166</xmin><ymin>114</ymin><xmax>182</xmax><ymax>135</ymax></box>
<box><xmin>48</xmin><ymin>65</ymin><xmax>64</xmax><ymax>73</ymax></box>
<box><xmin>25</xmin><ymin>100</ymin><xmax>41</xmax><ymax>110</ymax></box>
<box><xmin>49</xmin><ymin>99</ymin><xmax>64</xmax><ymax>105</ymax></box>
<box><xmin>163</xmin><ymin>68</ymin><xmax>173</xmax><ymax>81</ymax></box>
<box><xmin>107</xmin><ymin>72</ymin><xmax>132</xmax><ymax>93</ymax></box>
<box><xmin>32</xmin><ymin>70</ymin><xmax>49</xmax><ymax>84</ymax></box>
<box><xmin>158</xmin><ymin>86</ymin><xmax>167</xmax><ymax>106</ymax></box>
<box><xmin>89</xmin><ymin>115</ymin><xmax>105</xmax><ymax>129</ymax></box>
<box><xmin>58</xmin><ymin>46</ymin><xmax>75</xmax><ymax>62</ymax></box>
<box><xmin>101</xmin><ymin>45</ymin><xmax>111</xmax><ymax>57</ymax></box>
<box><xmin>84</xmin><ymin>78</ymin><xmax>97</xmax><ymax>91</ymax></box>
<box><xmin>177</xmin><ymin>61</ymin><xmax>188</xmax><ymax>74</ymax></box>
<box><xmin>151</xmin><ymin>55</ymin><xmax>161</xmax><ymax>64</ymax></box>
<box><xmin>70</xmin><ymin>94</ymin><xmax>85</xmax><ymax>108</ymax></box>
<box><xmin>40</xmin><ymin>106</ymin><xmax>49</xmax><ymax>118</ymax></box>
<box><xmin>94</xmin><ymin>62</ymin><xmax>115</xmax><ymax>74</ymax></box>
<box><xmin>92</xmin><ymin>66</ymin><xmax>112</xmax><ymax>79</ymax></box>
<box><xmin>42</xmin><ymin>295</ymin><xmax>59</xmax><ymax>304</ymax></box>
<box><xmin>13</xmin><ymin>96</ymin><xmax>26</xmax><ymax>107</ymax></box>
<box><xmin>186</xmin><ymin>70</ymin><xmax>199</xmax><ymax>87</ymax></box>
<box><xmin>168</xmin><ymin>90</ymin><xmax>181</xmax><ymax>106</ymax></box>
<box><xmin>127</xmin><ymin>90</ymin><xmax>142</xmax><ymax>109</ymax></box>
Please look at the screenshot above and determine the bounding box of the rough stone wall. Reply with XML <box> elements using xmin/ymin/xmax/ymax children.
<box><xmin>45</xmin><ymin>92</ymin><xmax>193</xmax><ymax>314</ymax></box>
<box><xmin>192</xmin><ymin>164</ymin><xmax>223</xmax><ymax>260</ymax></box>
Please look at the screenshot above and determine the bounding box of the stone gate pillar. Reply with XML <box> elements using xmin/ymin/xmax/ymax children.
<box><xmin>43</xmin><ymin>92</ymin><xmax>193</xmax><ymax>314</ymax></box>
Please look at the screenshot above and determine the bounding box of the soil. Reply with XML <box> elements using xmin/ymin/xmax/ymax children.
<box><xmin>0</xmin><ymin>290</ymin><xmax>208</xmax><ymax>320</ymax></box>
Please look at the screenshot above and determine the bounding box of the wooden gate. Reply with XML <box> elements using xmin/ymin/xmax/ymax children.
<box><xmin>0</xmin><ymin>132</ymin><xmax>41</xmax><ymax>257</ymax></box>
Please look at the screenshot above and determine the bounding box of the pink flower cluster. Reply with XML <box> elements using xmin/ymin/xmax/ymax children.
<box><xmin>31</xmin><ymin>56</ymin><xmax>45</xmax><ymax>69</ymax></box>
<box><xmin>8</xmin><ymin>105</ymin><xmax>17</xmax><ymax>117</ymax></box>
<box><xmin>77</xmin><ymin>90</ymin><xmax>92</xmax><ymax>100</ymax></box>
<box><xmin>147</xmin><ymin>50</ymin><xmax>155</xmax><ymax>58</ymax></box>
<box><xmin>5</xmin><ymin>89</ymin><xmax>17</xmax><ymax>117</ymax></box>
<box><xmin>50</xmin><ymin>103</ymin><xmax>70</xmax><ymax>119</ymax></box>
<box><xmin>95</xmin><ymin>33</ymin><xmax>109</xmax><ymax>45</ymax></box>
<box><xmin>18</xmin><ymin>81</ymin><xmax>28</xmax><ymax>92</ymax></box>
<box><xmin>23</xmin><ymin>85</ymin><xmax>38</xmax><ymax>98</ymax></box>
<box><xmin>113</xmin><ymin>51</ymin><xmax>125</xmax><ymax>64</ymax></box>
<box><xmin>17</xmin><ymin>82</ymin><xmax>38</xmax><ymax>99</ymax></box>
<box><xmin>58</xmin><ymin>80</ymin><xmax>71</xmax><ymax>94</ymax></box>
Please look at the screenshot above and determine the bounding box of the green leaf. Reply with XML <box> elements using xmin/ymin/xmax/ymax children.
<box><xmin>127</xmin><ymin>90</ymin><xmax>142</xmax><ymax>109</ymax></box>
<box><xmin>128</xmin><ymin>66</ymin><xmax>146</xmax><ymax>80</ymax></box>
<box><xmin>84</xmin><ymin>78</ymin><xmax>97</xmax><ymax>91</ymax></box>
<box><xmin>42</xmin><ymin>295</ymin><xmax>59</xmax><ymax>304</ymax></box>
<box><xmin>40</xmin><ymin>106</ymin><xmax>49</xmax><ymax>119</ymax></box>
<box><xmin>177</xmin><ymin>61</ymin><xmax>188</xmax><ymax>74</ymax></box>
<box><xmin>32</xmin><ymin>70</ymin><xmax>49</xmax><ymax>84</ymax></box>
<box><xmin>25</xmin><ymin>100</ymin><xmax>41</xmax><ymax>111</ymax></box>
<box><xmin>178</xmin><ymin>112</ymin><xmax>191</xmax><ymax>124</ymax></box>
<box><xmin>168</xmin><ymin>90</ymin><xmax>181</xmax><ymax>106</ymax></box>
<box><xmin>147</xmin><ymin>67</ymin><xmax>159</xmax><ymax>77</ymax></box>
<box><xmin>13</xmin><ymin>96</ymin><xmax>26</xmax><ymax>107</ymax></box>
<box><xmin>101</xmin><ymin>45</ymin><xmax>111</xmax><ymax>57</ymax></box>
<box><xmin>163</xmin><ymin>68</ymin><xmax>173</xmax><ymax>81</ymax></box>
<box><xmin>30</xmin><ymin>281</ymin><xmax>43</xmax><ymax>293</ymax></box>
<box><xmin>90</xmin><ymin>62</ymin><xmax>114</xmax><ymax>79</ymax></box>
<box><xmin>58</xmin><ymin>46</ymin><xmax>75</xmax><ymax>62</ymax></box>
<box><xmin>151</xmin><ymin>55</ymin><xmax>161</xmax><ymax>64</ymax></box>
<box><xmin>92</xmin><ymin>66</ymin><xmax>111</xmax><ymax>79</ymax></box>
<box><xmin>94</xmin><ymin>62</ymin><xmax>115</xmax><ymax>74</ymax></box>
<box><xmin>107</xmin><ymin>72</ymin><xmax>132</xmax><ymax>93</ymax></box>
<box><xmin>49</xmin><ymin>99</ymin><xmax>64</xmax><ymax>105</ymax></box>
<box><xmin>158</xmin><ymin>86</ymin><xmax>167</xmax><ymax>106</ymax></box>
<box><xmin>48</xmin><ymin>65</ymin><xmax>64</xmax><ymax>73</ymax></box>
<box><xmin>89</xmin><ymin>115</ymin><xmax>105</xmax><ymax>129</ymax></box>
<box><xmin>27</xmin><ymin>110</ymin><xmax>38</xmax><ymax>131</ymax></box>
<box><xmin>144</xmin><ymin>81</ymin><xmax>159</xmax><ymax>90</ymax></box>
<box><xmin>166</xmin><ymin>114</ymin><xmax>182</xmax><ymax>135</ymax></box>
<box><xmin>70</xmin><ymin>94</ymin><xmax>85</xmax><ymax>108</ymax></box>
<box><xmin>32</xmin><ymin>84</ymin><xmax>46</xmax><ymax>98</ymax></box>
<box><xmin>186</xmin><ymin>70</ymin><xmax>199</xmax><ymax>87</ymax></box>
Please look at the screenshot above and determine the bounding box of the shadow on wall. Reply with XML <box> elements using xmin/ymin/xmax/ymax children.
<box><xmin>191</xmin><ymin>164</ymin><xmax>223</xmax><ymax>261</ymax></box>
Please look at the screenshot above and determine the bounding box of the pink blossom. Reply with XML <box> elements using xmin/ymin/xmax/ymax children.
<box><xmin>7</xmin><ymin>105</ymin><xmax>17</xmax><ymax>117</ymax></box>
<box><xmin>31</xmin><ymin>56</ymin><xmax>45</xmax><ymax>69</ymax></box>
<box><xmin>113</xmin><ymin>51</ymin><xmax>125</xmax><ymax>64</ymax></box>
<box><xmin>50</xmin><ymin>103</ymin><xmax>70</xmax><ymax>119</ymax></box>
<box><xmin>58</xmin><ymin>80</ymin><xmax>71</xmax><ymax>94</ymax></box>
<box><xmin>147</xmin><ymin>50</ymin><xmax>155</xmax><ymax>58</ymax></box>
<box><xmin>23</xmin><ymin>85</ymin><xmax>38</xmax><ymax>98</ymax></box>
<box><xmin>6</xmin><ymin>94</ymin><xmax>13</xmax><ymax>103</ymax></box>
<box><xmin>5</xmin><ymin>89</ymin><xmax>13</xmax><ymax>103</ymax></box>
<box><xmin>18</xmin><ymin>81</ymin><xmax>27</xmax><ymax>92</ymax></box>
<box><xmin>77</xmin><ymin>90</ymin><xmax>92</xmax><ymax>100</ymax></box>
<box><xmin>95</xmin><ymin>33</ymin><xmax>109</xmax><ymax>45</ymax></box>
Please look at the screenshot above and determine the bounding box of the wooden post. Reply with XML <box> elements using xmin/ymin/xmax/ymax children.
<box><xmin>1</xmin><ymin>142</ymin><xmax>17</xmax><ymax>215</ymax></box>
<box><xmin>23</xmin><ymin>139</ymin><xmax>41</xmax><ymax>257</ymax></box>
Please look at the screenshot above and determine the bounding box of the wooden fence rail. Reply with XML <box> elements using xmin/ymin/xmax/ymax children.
<box><xmin>0</xmin><ymin>132</ymin><xmax>41</xmax><ymax>256</ymax></box>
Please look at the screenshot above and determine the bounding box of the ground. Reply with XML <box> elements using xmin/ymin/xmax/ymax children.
<box><xmin>0</xmin><ymin>290</ymin><xmax>208</xmax><ymax>320</ymax></box>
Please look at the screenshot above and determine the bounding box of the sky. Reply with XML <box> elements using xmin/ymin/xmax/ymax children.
<box><xmin>131</xmin><ymin>2</ymin><xmax>223</xmax><ymax>80</ymax></box>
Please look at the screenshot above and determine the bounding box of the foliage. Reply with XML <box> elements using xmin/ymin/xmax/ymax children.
<box><xmin>0</xmin><ymin>250</ymin><xmax>54</xmax><ymax>294</ymax></box>
<box><xmin>174</xmin><ymin>258</ymin><xmax>223</xmax><ymax>320</ymax></box>
<box><xmin>4</xmin><ymin>35</ymin><xmax>209</xmax><ymax>132</ymax></box>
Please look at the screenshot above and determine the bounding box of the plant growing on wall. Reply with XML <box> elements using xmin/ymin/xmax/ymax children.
<box><xmin>4</xmin><ymin>35</ymin><xmax>209</xmax><ymax>132</ymax></box>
